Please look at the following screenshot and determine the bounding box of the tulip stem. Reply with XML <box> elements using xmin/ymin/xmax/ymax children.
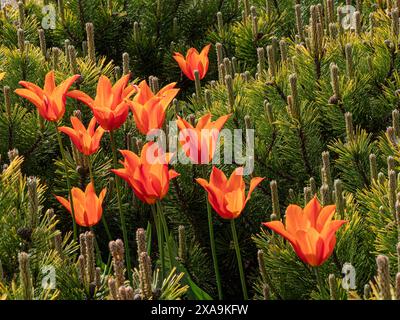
<box><xmin>110</xmin><ymin>130</ymin><xmax>133</xmax><ymax>285</ymax></box>
<box><xmin>157</xmin><ymin>201</ymin><xmax>175</xmax><ymax>269</ymax></box>
<box><xmin>151</xmin><ymin>204</ymin><xmax>165</xmax><ymax>279</ymax></box>
<box><xmin>87</xmin><ymin>155</ymin><xmax>112</xmax><ymax>242</ymax></box>
<box><xmin>314</xmin><ymin>267</ymin><xmax>324</xmax><ymax>293</ymax></box>
<box><xmin>230</xmin><ymin>219</ymin><xmax>248</xmax><ymax>300</ymax></box>
<box><xmin>206</xmin><ymin>199</ymin><xmax>223</xmax><ymax>300</ymax></box>
<box><xmin>54</xmin><ymin>123</ymin><xmax>77</xmax><ymax>241</ymax></box>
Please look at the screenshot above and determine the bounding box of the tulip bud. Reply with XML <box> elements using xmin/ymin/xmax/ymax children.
<box><xmin>369</xmin><ymin>154</ymin><xmax>378</xmax><ymax>183</ymax></box>
<box><xmin>139</xmin><ymin>252</ymin><xmax>153</xmax><ymax>300</ymax></box>
<box><xmin>270</xmin><ymin>180</ymin><xmax>280</xmax><ymax>219</ymax></box>
<box><xmin>178</xmin><ymin>225</ymin><xmax>186</xmax><ymax>262</ymax></box>
<box><xmin>122</xmin><ymin>52</ymin><xmax>130</xmax><ymax>75</ymax></box>
<box><xmin>376</xmin><ymin>255</ymin><xmax>392</xmax><ymax>300</ymax></box>
<box><xmin>18</xmin><ymin>252</ymin><xmax>33</xmax><ymax>300</ymax></box>
<box><xmin>86</xmin><ymin>22</ymin><xmax>96</xmax><ymax>63</ymax></box>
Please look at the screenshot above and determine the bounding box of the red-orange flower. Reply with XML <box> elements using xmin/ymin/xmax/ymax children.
<box><xmin>15</xmin><ymin>70</ymin><xmax>80</xmax><ymax>122</ymax></box>
<box><xmin>128</xmin><ymin>80</ymin><xmax>179</xmax><ymax>134</ymax></box>
<box><xmin>196</xmin><ymin>166</ymin><xmax>264</xmax><ymax>220</ymax></box>
<box><xmin>177</xmin><ymin>113</ymin><xmax>230</xmax><ymax>164</ymax></box>
<box><xmin>173</xmin><ymin>44</ymin><xmax>211</xmax><ymax>80</ymax></box>
<box><xmin>55</xmin><ymin>182</ymin><xmax>106</xmax><ymax>227</ymax></box>
<box><xmin>67</xmin><ymin>74</ymin><xmax>135</xmax><ymax>131</ymax></box>
<box><xmin>58</xmin><ymin>116</ymin><xmax>105</xmax><ymax>156</ymax></box>
<box><xmin>263</xmin><ymin>197</ymin><xmax>347</xmax><ymax>267</ymax></box>
<box><xmin>111</xmin><ymin>142</ymin><xmax>179</xmax><ymax>204</ymax></box>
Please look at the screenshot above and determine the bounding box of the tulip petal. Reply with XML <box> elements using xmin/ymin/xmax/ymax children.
<box><xmin>316</xmin><ymin>204</ymin><xmax>336</xmax><ymax>232</ymax></box>
<box><xmin>245</xmin><ymin>176</ymin><xmax>265</xmax><ymax>204</ymax></box>
<box><xmin>304</xmin><ymin>196</ymin><xmax>322</xmax><ymax>228</ymax></box>
<box><xmin>263</xmin><ymin>221</ymin><xmax>296</xmax><ymax>245</ymax></box>
<box><xmin>67</xmin><ymin>90</ymin><xmax>94</xmax><ymax>107</ymax></box>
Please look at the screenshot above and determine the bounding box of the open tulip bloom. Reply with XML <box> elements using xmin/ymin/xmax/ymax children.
<box><xmin>128</xmin><ymin>80</ymin><xmax>179</xmax><ymax>135</ymax></box>
<box><xmin>67</xmin><ymin>74</ymin><xmax>135</xmax><ymax>131</ymax></box>
<box><xmin>111</xmin><ymin>141</ymin><xmax>179</xmax><ymax>204</ymax></box>
<box><xmin>56</xmin><ymin>182</ymin><xmax>107</xmax><ymax>227</ymax></box>
<box><xmin>196</xmin><ymin>166</ymin><xmax>265</xmax><ymax>219</ymax></box>
<box><xmin>197</xmin><ymin>166</ymin><xmax>264</xmax><ymax>300</ymax></box>
<box><xmin>263</xmin><ymin>197</ymin><xmax>347</xmax><ymax>267</ymax></box>
<box><xmin>15</xmin><ymin>70</ymin><xmax>80</xmax><ymax>122</ymax></box>
<box><xmin>59</xmin><ymin>117</ymin><xmax>105</xmax><ymax>156</ymax></box>
<box><xmin>177</xmin><ymin>113</ymin><xmax>231</xmax><ymax>164</ymax></box>
<box><xmin>173</xmin><ymin>44</ymin><xmax>211</xmax><ymax>80</ymax></box>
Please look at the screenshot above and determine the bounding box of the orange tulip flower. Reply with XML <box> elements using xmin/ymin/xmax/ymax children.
<box><xmin>67</xmin><ymin>74</ymin><xmax>135</xmax><ymax>131</ymax></box>
<box><xmin>15</xmin><ymin>70</ymin><xmax>80</xmax><ymax>122</ymax></box>
<box><xmin>55</xmin><ymin>182</ymin><xmax>106</xmax><ymax>227</ymax></box>
<box><xmin>263</xmin><ymin>197</ymin><xmax>347</xmax><ymax>267</ymax></box>
<box><xmin>58</xmin><ymin>117</ymin><xmax>105</xmax><ymax>156</ymax></box>
<box><xmin>173</xmin><ymin>44</ymin><xmax>211</xmax><ymax>80</ymax></box>
<box><xmin>111</xmin><ymin>142</ymin><xmax>179</xmax><ymax>204</ymax></box>
<box><xmin>128</xmin><ymin>80</ymin><xmax>179</xmax><ymax>134</ymax></box>
<box><xmin>196</xmin><ymin>166</ymin><xmax>265</xmax><ymax>220</ymax></box>
<box><xmin>177</xmin><ymin>113</ymin><xmax>230</xmax><ymax>164</ymax></box>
